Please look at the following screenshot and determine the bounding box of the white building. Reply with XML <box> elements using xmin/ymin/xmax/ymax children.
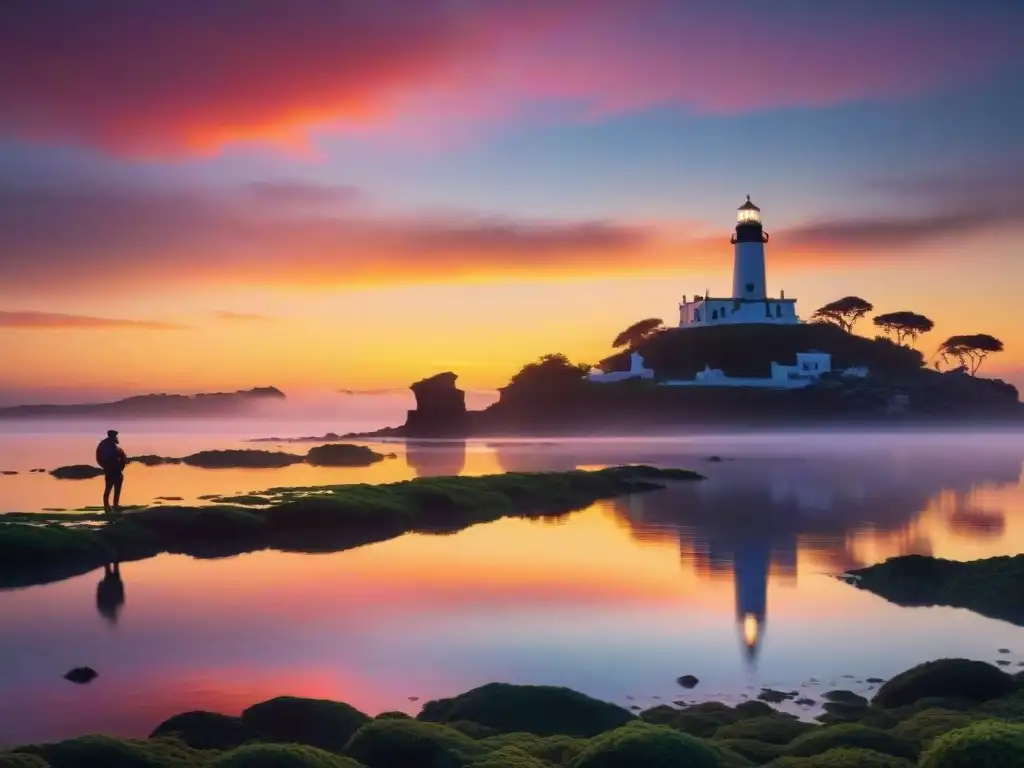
<box><xmin>678</xmin><ymin>197</ymin><xmax>800</xmax><ymax>328</ymax></box>
<box><xmin>587</xmin><ymin>351</ymin><xmax>655</xmax><ymax>383</ymax></box>
<box><xmin>661</xmin><ymin>351</ymin><xmax>832</xmax><ymax>389</ymax></box>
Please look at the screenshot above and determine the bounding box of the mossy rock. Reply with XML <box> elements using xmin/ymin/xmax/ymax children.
<box><xmin>241</xmin><ymin>696</ymin><xmax>370</xmax><ymax>753</ymax></box>
<box><xmin>449</xmin><ymin>721</ymin><xmax>500</xmax><ymax>739</ymax></box>
<box><xmin>374</xmin><ymin>711</ymin><xmax>411</xmax><ymax>720</ymax></box>
<box><xmin>979</xmin><ymin>689</ymin><xmax>1024</xmax><ymax>720</ymax></box>
<box><xmin>478</xmin><ymin>734</ymin><xmax>585</xmax><ymax>765</ymax></box>
<box><xmin>467</xmin><ymin>746</ymin><xmax>551</xmax><ymax>768</ymax></box>
<box><xmin>783</xmin><ymin>724</ymin><xmax>917</xmax><ymax>761</ymax></box>
<box><xmin>566</xmin><ymin>722</ymin><xmax>722</xmax><ymax>768</ymax></box>
<box><xmin>767</xmin><ymin>747</ymin><xmax>914</xmax><ymax>767</ymax></box>
<box><xmin>130</xmin><ymin>505</ymin><xmax>268</xmax><ymax>539</ymax></box>
<box><xmin>919</xmin><ymin>719</ymin><xmax>1024</xmax><ymax>767</ymax></box>
<box><xmin>714</xmin><ymin>737</ymin><xmax>783</xmax><ymax>764</ymax></box>
<box><xmin>822</xmin><ymin>691</ymin><xmax>868</xmax><ymax>707</ymax></box>
<box><xmin>714</xmin><ymin>717</ymin><xmax>815</xmax><ymax>745</ymax></box>
<box><xmin>211</xmin><ymin>743</ymin><xmax>364</xmax><ymax>768</ymax></box>
<box><xmin>418</xmin><ymin>683</ymin><xmax>634</xmax><ymax>737</ymax></box>
<box><xmin>150</xmin><ymin>710</ymin><xmax>253</xmax><ymax>750</ymax></box>
<box><xmin>343</xmin><ymin>719</ymin><xmax>482</xmax><ymax>768</ymax></box>
<box><xmin>0</xmin><ymin>755</ymin><xmax>49</xmax><ymax>768</ymax></box>
<box><xmin>183</xmin><ymin>450</ymin><xmax>305</xmax><ymax>469</ymax></box>
<box><xmin>890</xmin><ymin>709</ymin><xmax>981</xmax><ymax>749</ymax></box>
<box><xmin>639</xmin><ymin>705</ymin><xmax>681</xmax><ymax>725</ymax></box>
<box><xmin>0</xmin><ymin>523</ymin><xmax>112</xmax><ymax>576</ymax></box>
<box><xmin>734</xmin><ymin>701</ymin><xmax>778</xmax><ymax>720</ymax></box>
<box><xmin>872</xmin><ymin>659</ymin><xmax>1015</xmax><ymax>709</ymax></box>
<box><xmin>13</xmin><ymin>734</ymin><xmax>202</xmax><ymax>768</ymax></box>
<box><xmin>668</xmin><ymin>712</ymin><xmax>722</xmax><ymax>738</ymax></box>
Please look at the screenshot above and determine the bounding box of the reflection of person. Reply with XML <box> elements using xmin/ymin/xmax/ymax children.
<box><xmin>95</xmin><ymin>429</ymin><xmax>128</xmax><ymax>513</ymax></box>
<box><xmin>96</xmin><ymin>562</ymin><xmax>125</xmax><ymax>625</ymax></box>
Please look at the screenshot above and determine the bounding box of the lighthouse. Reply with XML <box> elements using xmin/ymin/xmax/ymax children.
<box><xmin>677</xmin><ymin>196</ymin><xmax>800</xmax><ymax>328</ymax></box>
<box><xmin>732</xmin><ymin>195</ymin><xmax>768</xmax><ymax>301</ymax></box>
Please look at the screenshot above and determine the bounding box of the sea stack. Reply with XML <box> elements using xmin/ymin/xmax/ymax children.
<box><xmin>405</xmin><ymin>372</ymin><xmax>469</xmax><ymax>437</ymax></box>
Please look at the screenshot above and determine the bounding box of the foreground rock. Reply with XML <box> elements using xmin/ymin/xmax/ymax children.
<box><xmin>49</xmin><ymin>444</ymin><xmax>388</xmax><ymax>479</ymax></box>
<box><xmin>7</xmin><ymin>657</ymin><xmax>1024</xmax><ymax>767</ymax></box>
<box><xmin>845</xmin><ymin>553</ymin><xmax>1024</xmax><ymax>626</ymax></box>
<box><xmin>1</xmin><ymin>466</ymin><xmax>701</xmax><ymax>588</ymax></box>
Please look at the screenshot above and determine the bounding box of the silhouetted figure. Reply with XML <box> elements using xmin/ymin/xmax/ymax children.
<box><xmin>96</xmin><ymin>562</ymin><xmax>125</xmax><ymax>625</ymax></box>
<box><xmin>96</xmin><ymin>429</ymin><xmax>127</xmax><ymax>513</ymax></box>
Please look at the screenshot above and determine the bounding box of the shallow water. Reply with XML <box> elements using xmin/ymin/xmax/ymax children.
<box><xmin>2</xmin><ymin>424</ymin><xmax>1024</xmax><ymax>746</ymax></box>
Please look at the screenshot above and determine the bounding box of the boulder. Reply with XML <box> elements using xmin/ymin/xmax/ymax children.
<box><xmin>404</xmin><ymin>372</ymin><xmax>468</xmax><ymax>437</ymax></box>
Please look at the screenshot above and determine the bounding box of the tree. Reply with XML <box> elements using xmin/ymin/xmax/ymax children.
<box><xmin>505</xmin><ymin>353</ymin><xmax>592</xmax><ymax>392</ymax></box>
<box><xmin>612</xmin><ymin>318</ymin><xmax>665</xmax><ymax>349</ymax></box>
<box><xmin>872</xmin><ymin>311</ymin><xmax>935</xmax><ymax>347</ymax></box>
<box><xmin>938</xmin><ymin>334</ymin><xmax>1004</xmax><ymax>376</ymax></box>
<box><xmin>810</xmin><ymin>297</ymin><xmax>874</xmax><ymax>333</ymax></box>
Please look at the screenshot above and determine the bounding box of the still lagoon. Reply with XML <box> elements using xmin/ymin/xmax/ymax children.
<box><xmin>1</xmin><ymin>420</ymin><xmax>1023</xmax><ymax>746</ymax></box>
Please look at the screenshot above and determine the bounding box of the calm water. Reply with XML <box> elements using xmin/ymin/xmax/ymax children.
<box><xmin>2</xmin><ymin>420</ymin><xmax>1024</xmax><ymax>747</ymax></box>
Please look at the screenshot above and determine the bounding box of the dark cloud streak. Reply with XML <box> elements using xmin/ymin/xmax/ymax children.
<box><xmin>0</xmin><ymin>311</ymin><xmax>188</xmax><ymax>330</ymax></box>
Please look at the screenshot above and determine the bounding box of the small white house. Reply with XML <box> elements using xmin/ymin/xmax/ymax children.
<box><xmin>770</xmin><ymin>351</ymin><xmax>832</xmax><ymax>383</ymax></box>
<box><xmin>587</xmin><ymin>351</ymin><xmax>655</xmax><ymax>383</ymax></box>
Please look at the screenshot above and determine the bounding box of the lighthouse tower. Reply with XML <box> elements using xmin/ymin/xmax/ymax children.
<box><xmin>732</xmin><ymin>195</ymin><xmax>768</xmax><ymax>301</ymax></box>
<box><xmin>677</xmin><ymin>196</ymin><xmax>800</xmax><ymax>328</ymax></box>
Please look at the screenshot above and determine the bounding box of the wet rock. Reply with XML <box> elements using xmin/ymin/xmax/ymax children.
<box><xmin>50</xmin><ymin>465</ymin><xmax>104</xmax><ymax>480</ymax></box>
<box><xmin>997</xmin><ymin>660</ymin><xmax>1011</xmax><ymax>666</ymax></box>
<box><xmin>30</xmin><ymin>468</ymin><xmax>46</xmax><ymax>473</ymax></box>
<box><xmin>156</xmin><ymin>496</ymin><xmax>184</xmax><ymax>501</ymax></box>
<box><xmin>873</xmin><ymin>658</ymin><xmax>1016</xmax><ymax>709</ymax></box>
<box><xmin>824</xmin><ymin>690</ymin><xmax>869</xmax><ymax>707</ymax></box>
<box><xmin>64</xmin><ymin>666</ymin><xmax>98</xmax><ymax>684</ymax></box>
<box><xmin>796</xmin><ymin>698</ymin><xmax>816</xmax><ymax>706</ymax></box>
<box><xmin>305</xmin><ymin>443</ymin><xmax>385</xmax><ymax>467</ymax></box>
<box><xmin>629</xmin><ymin>705</ymin><xmax>641</xmax><ymax>711</ymax></box>
<box><xmin>408</xmin><ymin>697</ymin><xmax>419</xmax><ymax>702</ymax></box>
<box><xmin>1</xmin><ymin>470</ymin><xmax>18</xmax><ymax>475</ymax></box>
<box><xmin>676</xmin><ymin>675</ymin><xmax>699</xmax><ymax>689</ymax></box>
<box><xmin>999</xmin><ymin>648</ymin><xmax>1012</xmax><ymax>653</ymax></box>
<box><xmin>758</xmin><ymin>689</ymin><xmax>794</xmax><ymax>703</ymax></box>
<box><xmin>706</xmin><ymin>456</ymin><xmax>723</xmax><ymax>462</ymax></box>
<box><xmin>867</xmin><ymin>677</ymin><xmax>886</xmax><ymax>683</ymax></box>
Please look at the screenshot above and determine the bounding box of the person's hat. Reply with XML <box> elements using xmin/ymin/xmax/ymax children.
<box><xmin>107</xmin><ymin>429</ymin><xmax>118</xmax><ymax>438</ymax></box>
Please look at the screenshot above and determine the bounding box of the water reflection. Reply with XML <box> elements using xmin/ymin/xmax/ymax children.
<box><xmin>95</xmin><ymin>562</ymin><xmax>125</xmax><ymax>625</ymax></box>
<box><xmin>405</xmin><ymin>440</ymin><xmax>467</xmax><ymax>477</ymax></box>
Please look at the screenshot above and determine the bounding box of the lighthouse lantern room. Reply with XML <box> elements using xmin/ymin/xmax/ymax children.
<box><xmin>678</xmin><ymin>196</ymin><xmax>800</xmax><ymax>328</ymax></box>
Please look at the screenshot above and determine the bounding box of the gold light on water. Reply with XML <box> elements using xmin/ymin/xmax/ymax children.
<box><xmin>742</xmin><ymin>613</ymin><xmax>760</xmax><ymax>647</ymax></box>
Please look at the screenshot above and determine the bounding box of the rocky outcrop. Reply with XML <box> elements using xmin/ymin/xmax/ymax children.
<box><xmin>404</xmin><ymin>372</ymin><xmax>469</xmax><ymax>437</ymax></box>
<box><xmin>0</xmin><ymin>386</ymin><xmax>285</xmax><ymax>419</ymax></box>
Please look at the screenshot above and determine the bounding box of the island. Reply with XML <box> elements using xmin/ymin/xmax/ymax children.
<box><xmin>0</xmin><ymin>386</ymin><xmax>286</xmax><ymax>419</ymax></box>
<box><xmin>4</xmin><ymin>656</ymin><xmax>1024</xmax><ymax>766</ymax></box>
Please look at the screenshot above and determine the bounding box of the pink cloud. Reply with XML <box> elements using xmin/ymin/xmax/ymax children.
<box><xmin>0</xmin><ymin>1</ymin><xmax>1017</xmax><ymax>155</ymax></box>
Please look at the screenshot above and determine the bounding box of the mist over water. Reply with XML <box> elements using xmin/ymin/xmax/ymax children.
<box><xmin>1</xmin><ymin>417</ymin><xmax>1024</xmax><ymax>747</ymax></box>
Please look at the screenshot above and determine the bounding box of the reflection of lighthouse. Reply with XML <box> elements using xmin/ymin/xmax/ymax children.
<box><xmin>733</xmin><ymin>540</ymin><xmax>770</xmax><ymax>666</ymax></box>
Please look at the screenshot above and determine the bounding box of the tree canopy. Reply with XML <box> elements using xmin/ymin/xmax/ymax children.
<box><xmin>873</xmin><ymin>311</ymin><xmax>935</xmax><ymax>347</ymax></box>
<box><xmin>612</xmin><ymin>318</ymin><xmax>665</xmax><ymax>349</ymax></box>
<box><xmin>810</xmin><ymin>296</ymin><xmax>874</xmax><ymax>333</ymax></box>
<box><xmin>505</xmin><ymin>353</ymin><xmax>592</xmax><ymax>393</ymax></box>
<box><xmin>938</xmin><ymin>334</ymin><xmax>1004</xmax><ymax>375</ymax></box>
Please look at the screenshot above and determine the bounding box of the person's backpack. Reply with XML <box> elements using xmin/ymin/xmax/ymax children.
<box><xmin>96</xmin><ymin>439</ymin><xmax>118</xmax><ymax>468</ymax></box>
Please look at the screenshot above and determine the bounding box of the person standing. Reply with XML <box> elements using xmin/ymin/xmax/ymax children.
<box><xmin>95</xmin><ymin>429</ymin><xmax>127</xmax><ymax>513</ymax></box>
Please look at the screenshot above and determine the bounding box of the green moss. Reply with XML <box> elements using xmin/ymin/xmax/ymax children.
<box><xmin>890</xmin><ymin>709</ymin><xmax>981</xmax><ymax>749</ymax></box>
<box><xmin>979</xmin><ymin>689</ymin><xmax>1024</xmax><ymax>720</ymax></box>
<box><xmin>871</xmin><ymin>659</ymin><xmax>1015</xmax><ymax>709</ymax></box>
<box><xmin>767</xmin><ymin>747</ymin><xmax>915</xmax><ymax>767</ymax></box>
<box><xmin>783</xmin><ymin>724</ymin><xmax>917</xmax><ymax>761</ymax></box>
<box><xmin>734</xmin><ymin>701</ymin><xmax>778</xmax><ymax>720</ymax></box>
<box><xmin>13</xmin><ymin>735</ymin><xmax>202</xmax><ymax>768</ymax></box>
<box><xmin>468</xmin><ymin>745</ymin><xmax>552</xmax><ymax>768</ymax></box>
<box><xmin>149</xmin><ymin>710</ymin><xmax>253</xmax><ymax>750</ymax></box>
<box><xmin>478</xmin><ymin>734</ymin><xmax>585</xmax><ymax>766</ymax></box>
<box><xmin>566</xmin><ymin>722</ymin><xmax>721</xmax><ymax>768</ymax></box>
<box><xmin>714</xmin><ymin>737</ymin><xmax>783</xmax><ymax>764</ymax></box>
<box><xmin>211</xmin><ymin>743</ymin><xmax>364</xmax><ymax>768</ymax></box>
<box><xmin>3</xmin><ymin>467</ymin><xmax>698</xmax><ymax>588</ymax></box>
<box><xmin>638</xmin><ymin>705</ymin><xmax>681</xmax><ymax>725</ymax></box>
<box><xmin>374</xmin><ymin>711</ymin><xmax>411</xmax><ymax>720</ymax></box>
<box><xmin>241</xmin><ymin>696</ymin><xmax>370</xmax><ymax>753</ymax></box>
<box><xmin>713</xmin><ymin>717</ymin><xmax>815</xmax><ymax>745</ymax></box>
<box><xmin>343</xmin><ymin>719</ymin><xmax>482</xmax><ymax>768</ymax></box>
<box><xmin>418</xmin><ymin>682</ymin><xmax>634</xmax><ymax>737</ymax></box>
<box><xmin>0</xmin><ymin>523</ymin><xmax>114</xmax><ymax>587</ymax></box>
<box><xmin>847</xmin><ymin>553</ymin><xmax>1024</xmax><ymax>626</ymax></box>
<box><xmin>919</xmin><ymin>720</ymin><xmax>1024</xmax><ymax>767</ymax></box>
<box><xmin>822</xmin><ymin>691</ymin><xmax>868</xmax><ymax>707</ymax></box>
<box><xmin>0</xmin><ymin>755</ymin><xmax>49</xmax><ymax>768</ymax></box>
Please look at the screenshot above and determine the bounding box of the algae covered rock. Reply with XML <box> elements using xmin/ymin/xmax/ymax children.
<box><xmin>783</xmin><ymin>723</ymin><xmax>917</xmax><ymax>761</ymax></box>
<box><xmin>241</xmin><ymin>696</ymin><xmax>370</xmax><ymax>753</ymax></box>
<box><xmin>467</xmin><ymin>745</ymin><xmax>550</xmax><ymax>768</ymax></box>
<box><xmin>418</xmin><ymin>682</ymin><xmax>634</xmax><ymax>737</ymax></box>
<box><xmin>13</xmin><ymin>734</ymin><xmax>202</xmax><ymax>768</ymax></box>
<box><xmin>150</xmin><ymin>710</ymin><xmax>252</xmax><ymax>750</ymax></box>
<box><xmin>919</xmin><ymin>719</ymin><xmax>1024</xmax><ymax>767</ymax></box>
<box><xmin>768</xmin><ymin>747</ymin><xmax>914</xmax><ymax>767</ymax></box>
<box><xmin>0</xmin><ymin>523</ymin><xmax>113</xmax><ymax>587</ymax></box>
<box><xmin>713</xmin><ymin>737</ymin><xmax>782</xmax><ymax>763</ymax></box>
<box><xmin>212</xmin><ymin>743</ymin><xmax>364</xmax><ymax>768</ymax></box>
<box><xmin>713</xmin><ymin>716</ymin><xmax>815</xmax><ymax>745</ymax></box>
<box><xmin>343</xmin><ymin>719</ymin><xmax>481</xmax><ymax>768</ymax></box>
<box><xmin>890</xmin><ymin>709</ymin><xmax>980</xmax><ymax>749</ymax></box>
<box><xmin>477</xmin><ymin>733</ymin><xmax>585</xmax><ymax>765</ymax></box>
<box><xmin>871</xmin><ymin>659</ymin><xmax>1015</xmax><ymax>709</ymax></box>
<box><xmin>566</xmin><ymin>722</ymin><xmax>721</xmax><ymax>768</ymax></box>
<box><xmin>0</xmin><ymin>755</ymin><xmax>49</xmax><ymax>768</ymax></box>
